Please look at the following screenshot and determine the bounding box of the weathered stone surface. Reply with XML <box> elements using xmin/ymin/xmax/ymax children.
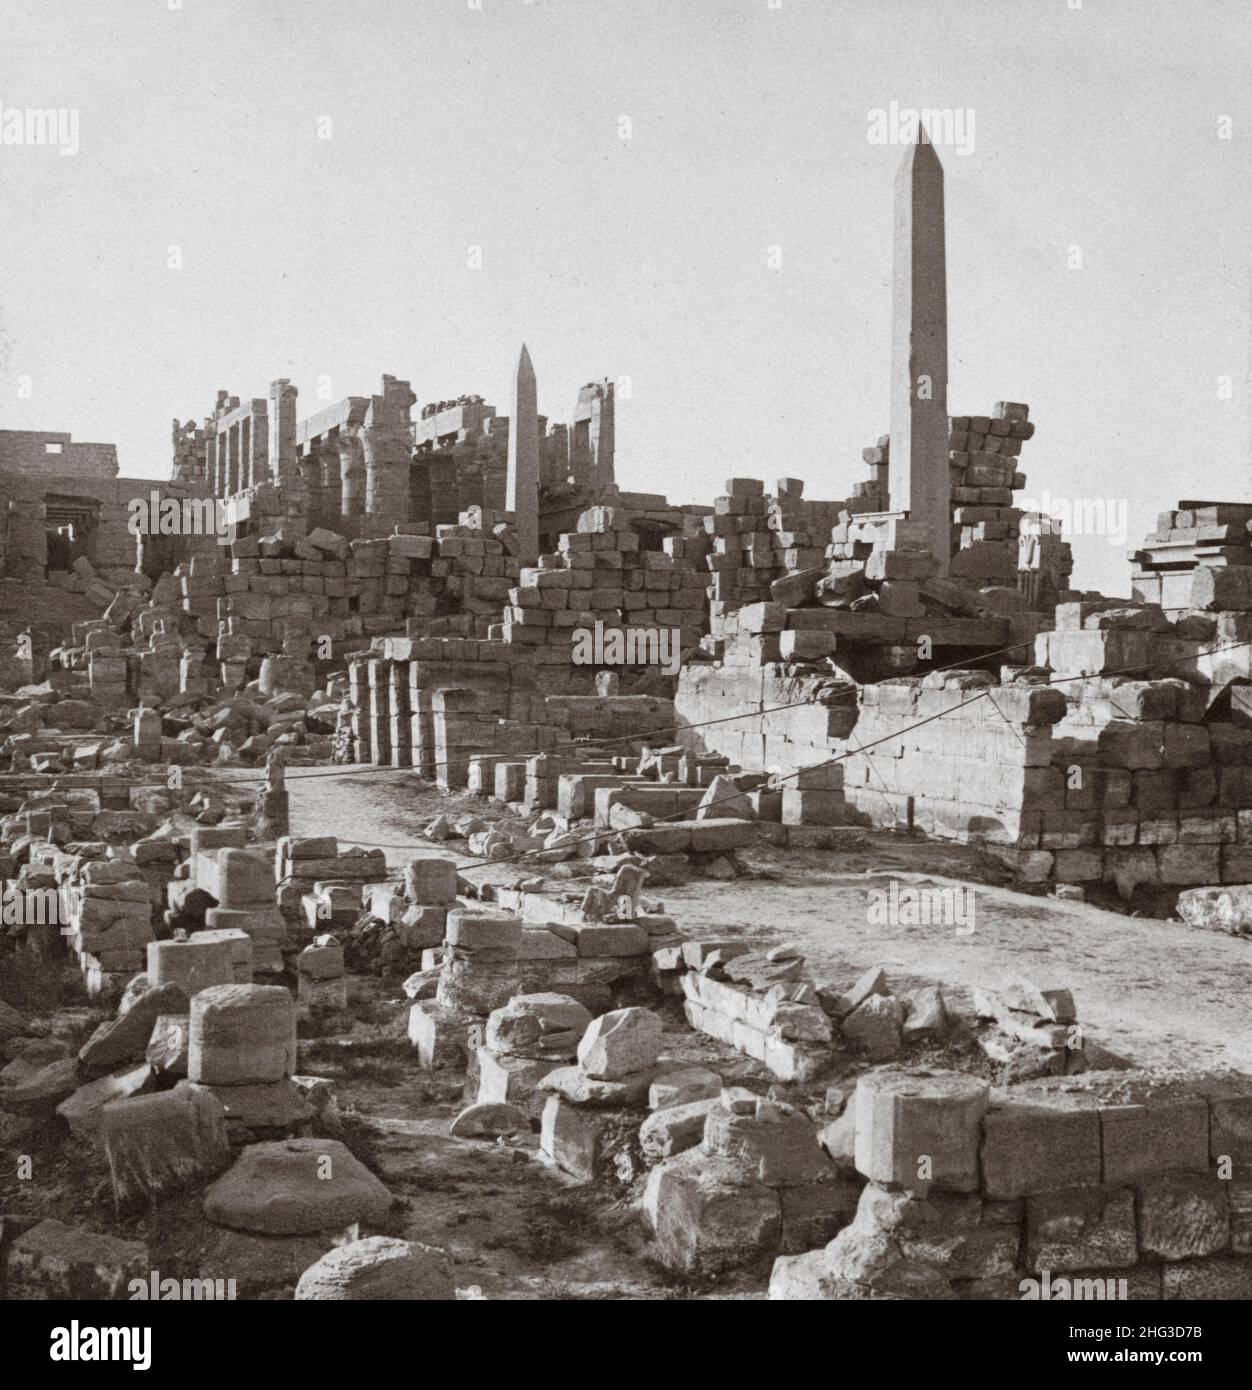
<box><xmin>1160</xmin><ymin>1254</ymin><xmax>1252</xmax><ymax>1300</ymax></box>
<box><xmin>0</xmin><ymin>1056</ymin><xmax>81</xmax><ymax>1119</ymax></box>
<box><xmin>449</xmin><ymin>1102</ymin><xmax>529</xmax><ymax>1138</ymax></box>
<box><xmin>1135</xmin><ymin>1173</ymin><xmax>1229</xmax><ymax>1260</ymax></box>
<box><xmin>841</xmin><ymin>993</ymin><xmax>905</xmax><ymax>1061</ymax></box>
<box><xmin>768</xmin><ymin>1248</ymin><xmax>849</xmax><ymax>1300</ymax></box>
<box><xmin>640</xmin><ymin>1098</ymin><xmax>719</xmax><ymax>1161</ymax></box>
<box><xmin>100</xmin><ymin>1085</ymin><xmax>231</xmax><ymax>1201</ymax></box>
<box><xmin>649</xmin><ymin>1066</ymin><xmax>722</xmax><ymax>1110</ymax></box>
<box><xmin>1026</xmin><ymin>1186</ymin><xmax>1138</xmax><ymax>1271</ymax></box>
<box><xmin>980</xmin><ymin>1093</ymin><xmax>1102</xmax><ymax>1198</ymax></box>
<box><xmin>182</xmin><ymin>1078</ymin><xmax>313</xmax><ymax>1132</ymax></box>
<box><xmin>145</xmin><ymin>1014</ymin><xmax>190</xmax><ymax>1075</ymax></box>
<box><xmin>295</xmin><ymin>1236</ymin><xmax>455</xmax><ymax>1300</ymax></box>
<box><xmin>576</xmin><ymin>1007</ymin><xmax>662</xmax><ymax>1079</ymax></box>
<box><xmin>854</xmin><ymin>1068</ymin><xmax>988</xmax><ymax>1194</ymax></box>
<box><xmin>643</xmin><ymin>1149</ymin><xmax>781</xmax><ymax>1274</ymax></box>
<box><xmin>540</xmin><ymin>1093</ymin><xmax>605</xmax><ymax>1181</ymax></box>
<box><xmin>78</xmin><ymin>982</ymin><xmax>186</xmax><ymax>1074</ymax></box>
<box><xmin>189</xmin><ymin>983</ymin><xmax>296</xmax><ymax>1086</ymax></box>
<box><xmin>4</xmin><ymin>1218</ymin><xmax>148</xmax><ymax>1300</ymax></box>
<box><xmin>484</xmin><ymin>993</ymin><xmax>593</xmax><ymax>1060</ymax></box>
<box><xmin>57</xmin><ymin>1063</ymin><xmax>154</xmax><ymax>1139</ymax></box>
<box><xmin>703</xmin><ymin>1102</ymin><xmax>832</xmax><ymax>1185</ymax></box>
<box><xmin>202</xmin><ymin>1138</ymin><xmax>392</xmax><ymax>1234</ymax></box>
<box><xmin>539</xmin><ymin>1064</ymin><xmax>652</xmax><ymax>1107</ymax></box>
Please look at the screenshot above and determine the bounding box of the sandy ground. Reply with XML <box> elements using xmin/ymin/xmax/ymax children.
<box><xmin>262</xmin><ymin>763</ymin><xmax>1252</xmax><ymax>1074</ymax></box>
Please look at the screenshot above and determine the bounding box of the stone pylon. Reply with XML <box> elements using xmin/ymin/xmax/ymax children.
<box><xmin>507</xmin><ymin>343</ymin><xmax>540</xmax><ymax>565</ymax></box>
<box><xmin>888</xmin><ymin>123</ymin><xmax>950</xmax><ymax>572</ymax></box>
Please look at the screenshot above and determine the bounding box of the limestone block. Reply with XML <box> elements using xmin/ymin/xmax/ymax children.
<box><xmin>643</xmin><ymin>1148</ymin><xmax>781</xmax><ymax>1274</ymax></box>
<box><xmin>981</xmin><ymin>1092</ymin><xmax>1102</xmax><ymax>1198</ymax></box>
<box><xmin>854</xmin><ymin>1068</ymin><xmax>988</xmax><ymax>1193</ymax></box>
<box><xmin>189</xmin><ymin>983</ymin><xmax>296</xmax><ymax>1086</ymax></box>
<box><xmin>576</xmin><ymin>1007</ymin><xmax>662</xmax><ymax>1079</ymax></box>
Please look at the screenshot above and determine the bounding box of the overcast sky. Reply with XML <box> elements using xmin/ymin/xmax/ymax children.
<box><xmin>1</xmin><ymin>0</ymin><xmax>1249</xmax><ymax>594</ymax></box>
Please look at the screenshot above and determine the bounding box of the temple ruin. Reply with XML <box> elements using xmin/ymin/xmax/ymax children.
<box><xmin>2</xmin><ymin>124</ymin><xmax>1251</xmax><ymax>1314</ymax></box>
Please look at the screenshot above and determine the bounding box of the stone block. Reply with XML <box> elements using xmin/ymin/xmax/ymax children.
<box><xmin>854</xmin><ymin>1068</ymin><xmax>988</xmax><ymax>1194</ymax></box>
<box><xmin>981</xmin><ymin>1093</ymin><xmax>1102</xmax><ymax>1198</ymax></box>
<box><xmin>189</xmin><ymin>983</ymin><xmax>296</xmax><ymax>1086</ymax></box>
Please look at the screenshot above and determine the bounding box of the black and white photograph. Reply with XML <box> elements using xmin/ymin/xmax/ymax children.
<box><xmin>0</xmin><ymin>0</ymin><xmax>1248</xmax><ymax>1352</ymax></box>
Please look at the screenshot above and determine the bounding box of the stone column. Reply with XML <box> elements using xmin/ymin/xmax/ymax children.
<box><xmin>888</xmin><ymin>125</ymin><xmax>950</xmax><ymax>572</ymax></box>
<box><xmin>410</xmin><ymin>666</ymin><xmax>436</xmax><ymax>779</ymax></box>
<box><xmin>226</xmin><ymin>423</ymin><xmax>240</xmax><ymax>496</ymax></box>
<box><xmin>367</xmin><ymin>658</ymin><xmax>391</xmax><ymax>765</ymax></box>
<box><xmin>363</xmin><ymin>375</ymin><xmax>416</xmax><ymax>520</ymax></box>
<box><xmin>590</xmin><ymin>381</ymin><xmax>615</xmax><ymax>488</ymax></box>
<box><xmin>205</xmin><ymin>433</ymin><xmax>219</xmax><ymax>497</ymax></box>
<box><xmin>337</xmin><ymin>432</ymin><xmax>365</xmax><ymax>519</ymax></box>
<box><xmin>247</xmin><ymin>400</ymin><xmax>269</xmax><ymax>490</ymax></box>
<box><xmin>388</xmin><ymin>663</ymin><xmax>411</xmax><ymax>768</ymax></box>
<box><xmin>268</xmin><ymin>380</ymin><xmax>297</xmax><ymax>486</ymax></box>
<box><xmin>507</xmin><ymin>343</ymin><xmax>539</xmax><ymax>565</ymax></box>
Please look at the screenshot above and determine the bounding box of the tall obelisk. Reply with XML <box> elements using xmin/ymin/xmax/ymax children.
<box><xmin>507</xmin><ymin>343</ymin><xmax>539</xmax><ymax>565</ymax></box>
<box><xmin>888</xmin><ymin>123</ymin><xmax>950</xmax><ymax>573</ymax></box>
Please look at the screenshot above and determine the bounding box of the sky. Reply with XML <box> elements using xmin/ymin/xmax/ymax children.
<box><xmin>1</xmin><ymin>0</ymin><xmax>1249</xmax><ymax>596</ymax></box>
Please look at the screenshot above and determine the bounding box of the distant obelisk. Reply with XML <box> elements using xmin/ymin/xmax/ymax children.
<box><xmin>888</xmin><ymin>123</ymin><xmax>950</xmax><ymax>573</ymax></box>
<box><xmin>507</xmin><ymin>343</ymin><xmax>539</xmax><ymax>565</ymax></box>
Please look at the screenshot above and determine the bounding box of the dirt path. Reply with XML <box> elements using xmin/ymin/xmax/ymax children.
<box><xmin>264</xmin><ymin>765</ymin><xmax>1252</xmax><ymax>1074</ymax></box>
<box><xmin>665</xmin><ymin>848</ymin><xmax>1252</xmax><ymax>1074</ymax></box>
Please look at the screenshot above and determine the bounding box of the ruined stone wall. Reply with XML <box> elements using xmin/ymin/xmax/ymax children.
<box><xmin>0</xmin><ymin>431</ymin><xmax>119</xmax><ymax>480</ymax></box>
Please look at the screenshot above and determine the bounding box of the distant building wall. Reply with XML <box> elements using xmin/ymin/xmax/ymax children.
<box><xmin>0</xmin><ymin>430</ymin><xmax>119</xmax><ymax>480</ymax></box>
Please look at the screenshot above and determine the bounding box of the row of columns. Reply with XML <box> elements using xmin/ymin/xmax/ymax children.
<box><xmin>349</xmin><ymin>659</ymin><xmax>502</xmax><ymax>791</ymax></box>
<box><xmin>206</xmin><ymin>398</ymin><xmax>270</xmax><ymax>498</ymax></box>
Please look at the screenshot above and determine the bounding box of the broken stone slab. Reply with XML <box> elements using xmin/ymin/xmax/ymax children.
<box><xmin>180</xmin><ymin>1078</ymin><xmax>314</xmax><ymax>1134</ymax></box>
<box><xmin>649</xmin><ymin>1066</ymin><xmax>722</xmax><ymax>1110</ymax></box>
<box><xmin>295</xmin><ymin>1236</ymin><xmax>455</xmax><ymax>1300</ymax></box>
<box><xmin>202</xmin><ymin>1137</ymin><xmax>393</xmax><ymax>1235</ymax></box>
<box><xmin>703</xmin><ymin>1099</ymin><xmax>834</xmax><ymax>1185</ymax></box>
<box><xmin>78</xmin><ymin>981</ymin><xmax>187</xmax><ymax>1075</ymax></box>
<box><xmin>695</xmin><ymin>774</ymin><xmax>754</xmax><ymax>822</ymax></box>
<box><xmin>1176</xmin><ymin>885</ymin><xmax>1252</xmax><ymax>937</ymax></box>
<box><xmin>901</xmin><ymin>985</ymin><xmax>947</xmax><ymax>1042</ymax></box>
<box><xmin>449</xmin><ymin>1101</ymin><xmax>529</xmax><ymax>1139</ymax></box>
<box><xmin>4</xmin><ymin>1217</ymin><xmax>148</xmax><ymax>1299</ymax></box>
<box><xmin>643</xmin><ymin>1148</ymin><xmax>781</xmax><ymax>1275</ymax></box>
<box><xmin>640</xmin><ymin>1098</ymin><xmax>721</xmax><ymax>1161</ymax></box>
<box><xmin>100</xmin><ymin>1084</ymin><xmax>231</xmax><ymax>1203</ymax></box>
<box><xmin>0</xmin><ymin>1055</ymin><xmax>81</xmax><ymax>1120</ymax></box>
<box><xmin>483</xmin><ymin>993</ymin><xmax>593</xmax><ymax>1060</ymax></box>
<box><xmin>576</xmin><ymin>1006</ymin><xmax>663</xmax><ymax>1079</ymax></box>
<box><xmin>144</xmin><ymin>1013</ymin><xmax>190</xmax><ymax>1075</ymax></box>
<box><xmin>539</xmin><ymin>1064</ymin><xmax>654</xmax><ymax>1107</ymax></box>
<box><xmin>997</xmin><ymin>976</ymin><xmax>1077</xmax><ymax>1024</ymax></box>
<box><xmin>721</xmin><ymin>952</ymin><xmax>805</xmax><ymax>990</ymax></box>
<box><xmin>972</xmin><ymin>988</ymin><xmax>1072</xmax><ymax>1051</ymax></box>
<box><xmin>56</xmin><ymin>1063</ymin><xmax>155</xmax><ymax>1139</ymax></box>
<box><xmin>841</xmin><ymin>993</ymin><xmax>905</xmax><ymax>1061</ymax></box>
<box><xmin>475</xmin><ymin>1048</ymin><xmax>553</xmax><ymax>1117</ymax></box>
<box><xmin>540</xmin><ymin>1093</ymin><xmax>607</xmax><ymax>1181</ymax></box>
<box><xmin>768</xmin><ymin>1248</ymin><xmax>853</xmax><ymax>1300</ymax></box>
